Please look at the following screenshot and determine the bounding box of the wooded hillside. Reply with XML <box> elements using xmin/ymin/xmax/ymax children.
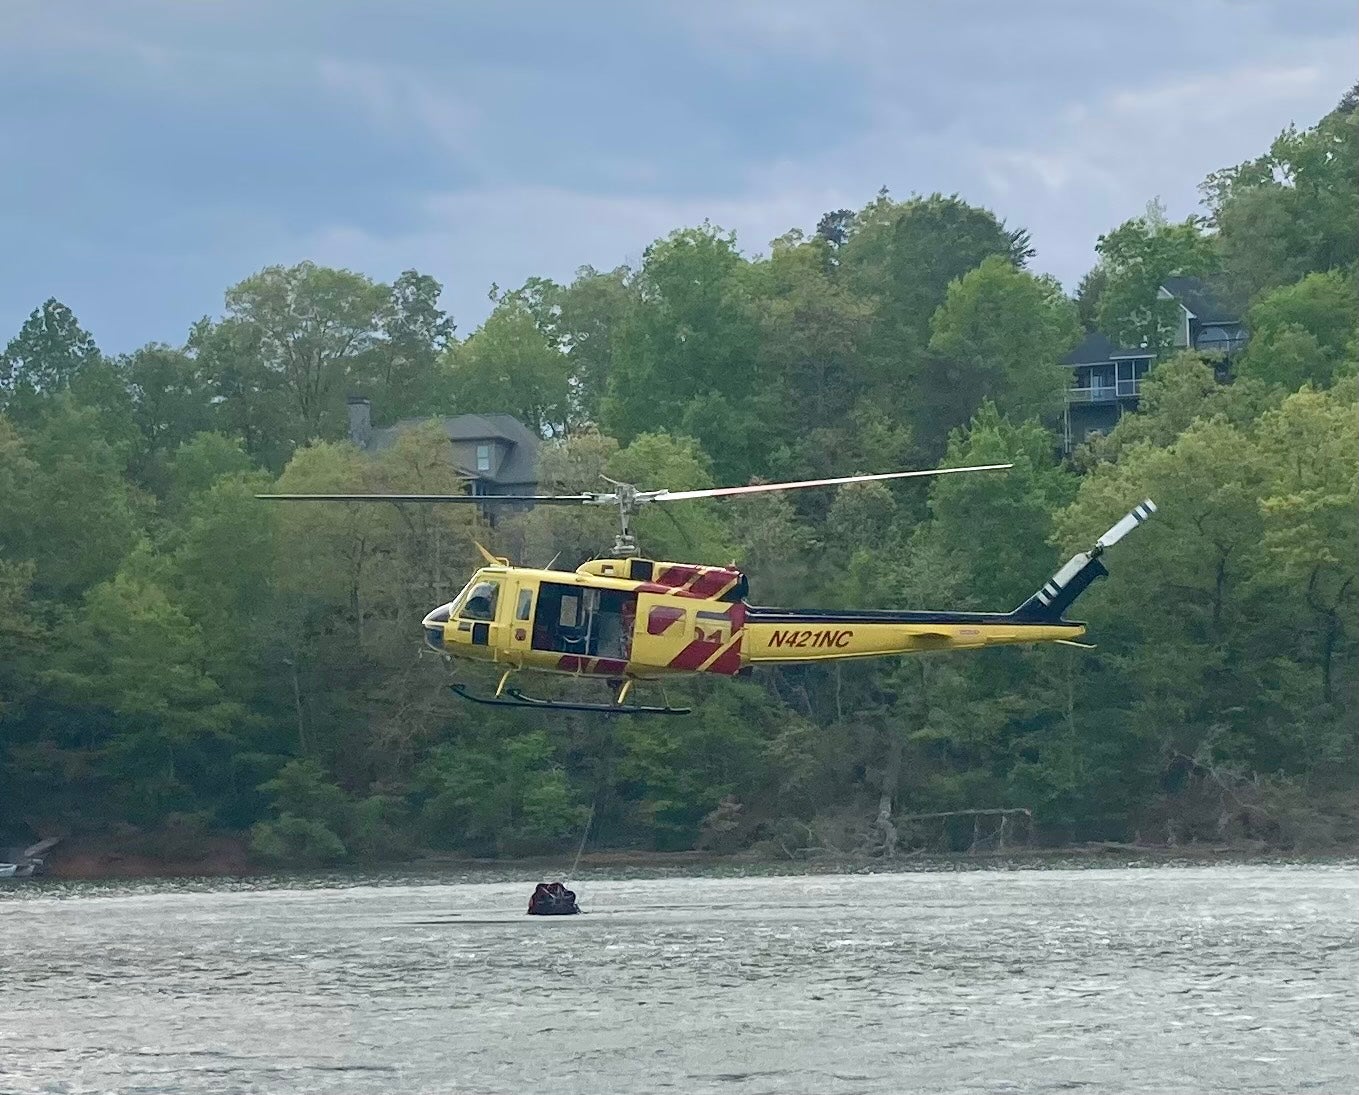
<box><xmin>2</xmin><ymin>90</ymin><xmax>1354</xmax><ymax>866</ymax></box>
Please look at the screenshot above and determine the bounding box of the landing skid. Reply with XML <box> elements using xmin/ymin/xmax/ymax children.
<box><xmin>450</xmin><ymin>684</ymin><xmax>690</xmax><ymax>716</ymax></box>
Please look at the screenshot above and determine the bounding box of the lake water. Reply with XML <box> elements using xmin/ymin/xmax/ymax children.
<box><xmin>1</xmin><ymin>864</ymin><xmax>1355</xmax><ymax>1094</ymax></box>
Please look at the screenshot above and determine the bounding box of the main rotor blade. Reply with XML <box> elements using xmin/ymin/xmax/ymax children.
<box><xmin>256</xmin><ymin>493</ymin><xmax>596</xmax><ymax>504</ymax></box>
<box><xmin>650</xmin><ymin>463</ymin><xmax>1014</xmax><ymax>503</ymax></box>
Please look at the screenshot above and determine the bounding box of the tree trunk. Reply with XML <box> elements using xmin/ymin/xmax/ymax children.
<box><xmin>876</xmin><ymin>731</ymin><xmax>903</xmax><ymax>858</ymax></box>
<box><xmin>1321</xmin><ymin>609</ymin><xmax>1336</xmax><ymax>705</ymax></box>
<box><xmin>290</xmin><ymin>659</ymin><xmax>308</xmax><ymax>755</ymax></box>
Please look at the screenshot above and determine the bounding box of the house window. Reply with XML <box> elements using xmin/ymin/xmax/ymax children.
<box><xmin>476</xmin><ymin>444</ymin><xmax>492</xmax><ymax>472</ymax></box>
<box><xmin>1116</xmin><ymin>361</ymin><xmax>1139</xmax><ymax>397</ymax></box>
<box><xmin>1196</xmin><ymin>325</ymin><xmax>1245</xmax><ymax>354</ymax></box>
<box><xmin>1091</xmin><ymin>365</ymin><xmax>1116</xmax><ymax>399</ymax></box>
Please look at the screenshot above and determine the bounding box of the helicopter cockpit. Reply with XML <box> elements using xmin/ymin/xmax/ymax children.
<box><xmin>421</xmin><ymin>570</ymin><xmax>636</xmax><ymax>662</ymax></box>
<box><xmin>422</xmin><ymin>574</ymin><xmax>495</xmax><ymax>652</ymax></box>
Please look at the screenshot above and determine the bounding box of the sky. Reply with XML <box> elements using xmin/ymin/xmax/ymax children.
<box><xmin>2</xmin><ymin>1</ymin><xmax>1354</xmax><ymax>353</ymax></box>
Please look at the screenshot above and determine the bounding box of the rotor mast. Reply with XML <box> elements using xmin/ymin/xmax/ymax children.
<box><xmin>598</xmin><ymin>477</ymin><xmax>640</xmax><ymax>556</ymax></box>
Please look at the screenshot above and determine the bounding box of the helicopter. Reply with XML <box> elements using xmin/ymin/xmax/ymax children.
<box><xmin>259</xmin><ymin>464</ymin><xmax>1156</xmax><ymax>715</ymax></box>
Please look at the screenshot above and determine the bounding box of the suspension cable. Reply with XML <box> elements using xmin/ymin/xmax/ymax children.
<box><xmin>567</xmin><ymin>801</ymin><xmax>596</xmax><ymax>885</ymax></box>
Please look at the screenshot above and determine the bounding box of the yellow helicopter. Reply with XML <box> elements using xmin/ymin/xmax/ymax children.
<box><xmin>260</xmin><ymin>465</ymin><xmax>1155</xmax><ymax>715</ymax></box>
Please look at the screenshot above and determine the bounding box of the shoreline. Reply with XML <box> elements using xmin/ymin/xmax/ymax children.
<box><xmin>24</xmin><ymin>834</ymin><xmax>1358</xmax><ymax>882</ymax></box>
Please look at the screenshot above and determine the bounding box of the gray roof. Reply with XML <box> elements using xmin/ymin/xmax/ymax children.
<box><xmin>366</xmin><ymin>412</ymin><xmax>540</xmax><ymax>486</ymax></box>
<box><xmin>1161</xmin><ymin>276</ymin><xmax>1239</xmax><ymax>324</ymax></box>
<box><xmin>1062</xmin><ymin>331</ymin><xmax>1155</xmax><ymax>367</ymax></box>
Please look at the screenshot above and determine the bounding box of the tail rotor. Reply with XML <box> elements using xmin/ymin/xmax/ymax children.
<box><xmin>1013</xmin><ymin>499</ymin><xmax>1157</xmax><ymax>623</ymax></box>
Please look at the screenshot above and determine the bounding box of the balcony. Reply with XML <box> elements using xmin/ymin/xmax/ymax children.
<box><xmin>1065</xmin><ymin>379</ymin><xmax>1141</xmax><ymax>404</ymax></box>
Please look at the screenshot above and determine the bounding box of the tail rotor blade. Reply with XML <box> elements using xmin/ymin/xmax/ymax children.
<box><xmin>1095</xmin><ymin>499</ymin><xmax>1157</xmax><ymax>552</ymax></box>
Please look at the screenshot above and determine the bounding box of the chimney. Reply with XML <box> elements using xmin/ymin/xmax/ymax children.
<box><xmin>347</xmin><ymin>396</ymin><xmax>372</xmax><ymax>448</ymax></box>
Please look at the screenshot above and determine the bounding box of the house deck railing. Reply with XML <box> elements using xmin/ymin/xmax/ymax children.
<box><xmin>1065</xmin><ymin>379</ymin><xmax>1142</xmax><ymax>404</ymax></box>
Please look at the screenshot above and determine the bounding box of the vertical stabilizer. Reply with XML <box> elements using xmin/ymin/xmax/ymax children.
<box><xmin>1012</xmin><ymin>500</ymin><xmax>1156</xmax><ymax>622</ymax></box>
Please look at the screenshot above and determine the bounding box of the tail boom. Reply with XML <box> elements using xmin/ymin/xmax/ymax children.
<box><xmin>741</xmin><ymin>498</ymin><xmax>1156</xmax><ymax>666</ymax></box>
<box><xmin>742</xmin><ymin>608</ymin><xmax>1084</xmax><ymax>665</ymax></box>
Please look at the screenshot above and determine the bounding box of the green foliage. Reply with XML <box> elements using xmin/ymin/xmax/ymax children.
<box><xmin>840</xmin><ymin>192</ymin><xmax>1034</xmax><ymax>350</ymax></box>
<box><xmin>603</xmin><ymin>224</ymin><xmax>766</xmax><ymax>481</ymax></box>
<box><xmin>747</xmin><ymin>234</ymin><xmax>881</xmax><ymax>475</ymax></box>
<box><xmin>1074</xmin><ymin>265</ymin><xmax>1109</xmax><ymax>332</ymax></box>
<box><xmin>417</xmin><ymin>731</ymin><xmax>587</xmax><ymax>855</ymax></box>
<box><xmin>219</xmin><ymin>261</ymin><xmax>391</xmax><ymax>441</ymax></box>
<box><xmin>552</xmin><ymin>266</ymin><xmax>636</xmax><ymax>425</ymax></box>
<box><xmin>1081</xmin><ymin>351</ymin><xmax>1282</xmax><ymax>465</ymax></box>
<box><xmin>925</xmin><ymin>404</ymin><xmax>1076</xmax><ymax>608</ymax></box>
<box><xmin>928</xmin><ymin>256</ymin><xmax>1080</xmax><ymax>425</ymax></box>
<box><xmin>1203</xmin><ymin>90</ymin><xmax>1358</xmax><ymax>303</ymax></box>
<box><xmin>838</xmin><ymin>192</ymin><xmax>1036</xmax><ymax>454</ymax></box>
<box><xmin>371</xmin><ymin>270</ymin><xmax>456</xmax><ymax>420</ymax></box>
<box><xmin>121</xmin><ymin>345</ymin><xmax>214</xmax><ymax>482</ymax></box>
<box><xmin>441</xmin><ymin>297</ymin><xmax>571</xmax><ymax>436</ymax></box>
<box><xmin>1</xmin><ymin>401</ymin><xmax>142</xmax><ymax>598</ymax></box>
<box><xmin>1095</xmin><ymin>204</ymin><xmax>1216</xmax><ymax>355</ymax></box>
<box><xmin>251</xmin><ymin>815</ymin><xmax>348</xmax><ymax>867</ymax></box>
<box><xmin>164</xmin><ymin>433</ymin><xmax>257</xmax><ymax>508</ymax></box>
<box><xmin>0</xmin><ymin>299</ymin><xmax>101</xmax><ymax>418</ymax></box>
<box><xmin>1255</xmin><ymin>380</ymin><xmax>1359</xmax><ymax>710</ymax></box>
<box><xmin>1238</xmin><ymin>270</ymin><xmax>1357</xmax><ymax>389</ymax></box>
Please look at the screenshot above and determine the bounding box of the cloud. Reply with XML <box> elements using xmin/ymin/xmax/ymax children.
<box><xmin>1</xmin><ymin>1</ymin><xmax>1354</xmax><ymax>350</ymax></box>
<box><xmin>293</xmin><ymin>182</ymin><xmax>857</xmax><ymax>327</ymax></box>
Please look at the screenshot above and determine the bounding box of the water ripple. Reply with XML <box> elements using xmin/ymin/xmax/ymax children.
<box><xmin>2</xmin><ymin>865</ymin><xmax>1355</xmax><ymax>1094</ymax></box>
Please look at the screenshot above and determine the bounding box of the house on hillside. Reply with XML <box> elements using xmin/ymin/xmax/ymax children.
<box><xmin>1062</xmin><ymin>276</ymin><xmax>1247</xmax><ymax>452</ymax></box>
<box><xmin>346</xmin><ymin>397</ymin><xmax>541</xmax><ymax>508</ymax></box>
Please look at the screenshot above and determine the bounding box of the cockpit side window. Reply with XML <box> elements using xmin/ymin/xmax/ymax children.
<box><xmin>461</xmin><ymin>580</ymin><xmax>501</xmax><ymax>622</ymax></box>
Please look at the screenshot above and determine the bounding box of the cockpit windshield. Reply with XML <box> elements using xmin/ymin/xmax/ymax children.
<box><xmin>461</xmin><ymin>580</ymin><xmax>501</xmax><ymax>621</ymax></box>
<box><xmin>445</xmin><ymin>578</ymin><xmax>477</xmax><ymax>617</ymax></box>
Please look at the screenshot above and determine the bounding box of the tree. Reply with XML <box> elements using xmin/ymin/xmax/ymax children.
<box><xmin>1095</xmin><ymin>206</ymin><xmax>1216</xmax><ymax>355</ymax></box>
<box><xmin>418</xmin><ymin>731</ymin><xmax>587</xmax><ymax>855</ymax></box>
<box><xmin>815</xmin><ymin>208</ymin><xmax>855</xmax><ymax>250</ymax></box>
<box><xmin>502</xmin><ymin>429</ymin><xmax>733</xmax><ymax>567</ymax></box>
<box><xmin>834</xmin><ymin>192</ymin><xmax>1036</xmax><ymax>455</ymax></box>
<box><xmin>209</xmin><ymin>262</ymin><xmax>391</xmax><ymax>448</ymax></box>
<box><xmin>120</xmin><ymin>344</ymin><xmax>215</xmax><ymax>488</ymax></box>
<box><xmin>2</xmin><ymin>402</ymin><xmax>142</xmax><ymax>598</ymax></box>
<box><xmin>1255</xmin><ymin>380</ymin><xmax>1358</xmax><ymax>708</ymax></box>
<box><xmin>441</xmin><ymin>297</ymin><xmax>571</xmax><ymax>436</ymax></box>
<box><xmin>1081</xmin><ymin>351</ymin><xmax>1282</xmax><ymax>466</ymax></box>
<box><xmin>40</xmin><ymin>562</ymin><xmax>245</xmax><ymax>825</ymax></box>
<box><xmin>1074</xmin><ymin>264</ymin><xmax>1108</xmax><ymax>332</ymax></box>
<box><xmin>922</xmin><ymin>403</ymin><xmax>1077</xmax><ymax>610</ymax></box>
<box><xmin>603</xmin><ymin>224</ymin><xmax>766</xmax><ymax>481</ymax></box>
<box><xmin>189</xmin><ymin>314</ymin><xmax>292</xmax><ymax>471</ymax></box>
<box><xmin>367</xmin><ymin>270</ymin><xmax>455</xmax><ymax>420</ymax></box>
<box><xmin>1203</xmin><ymin>91</ymin><xmax>1359</xmax><ymax>304</ymax></box>
<box><xmin>554</xmin><ymin>266</ymin><xmax>635</xmax><ymax>426</ymax></box>
<box><xmin>744</xmin><ymin>234</ymin><xmax>881</xmax><ymax>475</ymax></box>
<box><xmin>927</xmin><ymin>256</ymin><xmax>1080</xmax><ymax>427</ymax></box>
<box><xmin>0</xmin><ymin>299</ymin><xmax>100</xmax><ymax>413</ymax></box>
<box><xmin>841</xmin><ymin>192</ymin><xmax>1033</xmax><ymax>353</ymax></box>
<box><xmin>1237</xmin><ymin>270</ymin><xmax>1357</xmax><ymax>389</ymax></box>
<box><xmin>1053</xmin><ymin>417</ymin><xmax>1278</xmax><ymax>775</ymax></box>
